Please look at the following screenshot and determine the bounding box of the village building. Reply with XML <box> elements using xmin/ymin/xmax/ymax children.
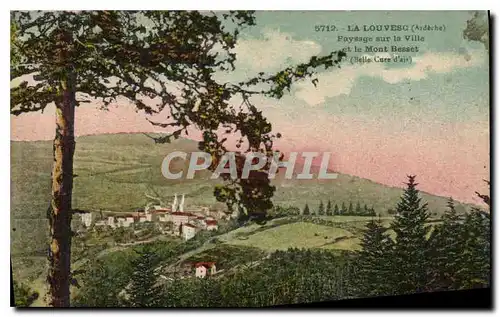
<box><xmin>192</xmin><ymin>212</ymin><xmax>206</xmax><ymax>218</ymax></box>
<box><xmin>171</xmin><ymin>211</ymin><xmax>198</xmax><ymax>228</ymax></box>
<box><xmin>194</xmin><ymin>216</ymin><xmax>207</xmax><ymax>229</ymax></box>
<box><xmin>116</xmin><ymin>217</ymin><xmax>126</xmax><ymax>227</ymax></box>
<box><xmin>182</xmin><ymin>223</ymin><xmax>198</xmax><ymax>241</ymax></box>
<box><xmin>205</xmin><ymin>220</ymin><xmax>218</xmax><ymax>231</ymax></box>
<box><xmin>205</xmin><ymin>208</ymin><xmax>227</xmax><ymax>220</ymax></box>
<box><xmin>157</xmin><ymin>213</ymin><xmax>170</xmax><ymax>222</ymax></box>
<box><xmin>94</xmin><ymin>220</ymin><xmax>106</xmax><ymax>227</ymax></box>
<box><xmin>194</xmin><ymin>262</ymin><xmax>216</xmax><ymax>278</ymax></box>
<box><xmin>81</xmin><ymin>194</ymin><xmax>225</xmax><ymax>239</ymax></box>
<box><xmin>80</xmin><ymin>213</ymin><xmax>93</xmax><ymax>228</ymax></box>
<box><xmin>107</xmin><ymin>216</ymin><xmax>115</xmax><ymax>228</ymax></box>
<box><xmin>155</xmin><ymin>208</ymin><xmax>170</xmax><ymax>212</ymax></box>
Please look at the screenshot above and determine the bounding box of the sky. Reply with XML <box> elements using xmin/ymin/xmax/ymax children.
<box><xmin>10</xmin><ymin>11</ymin><xmax>490</xmax><ymax>204</ymax></box>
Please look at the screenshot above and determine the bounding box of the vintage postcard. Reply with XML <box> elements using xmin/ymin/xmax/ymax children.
<box><xmin>10</xmin><ymin>10</ymin><xmax>490</xmax><ymax>308</ymax></box>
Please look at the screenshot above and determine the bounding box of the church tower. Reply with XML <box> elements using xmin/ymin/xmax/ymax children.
<box><xmin>172</xmin><ymin>193</ymin><xmax>178</xmax><ymax>212</ymax></box>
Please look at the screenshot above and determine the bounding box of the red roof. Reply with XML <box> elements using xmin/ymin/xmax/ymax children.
<box><xmin>154</xmin><ymin>209</ymin><xmax>170</xmax><ymax>213</ymax></box>
<box><xmin>205</xmin><ymin>220</ymin><xmax>217</xmax><ymax>226</ymax></box>
<box><xmin>197</xmin><ymin>216</ymin><xmax>205</xmax><ymax>220</ymax></box>
<box><xmin>171</xmin><ymin>212</ymin><xmax>197</xmax><ymax>217</ymax></box>
<box><xmin>194</xmin><ymin>262</ymin><xmax>216</xmax><ymax>268</ymax></box>
<box><xmin>170</xmin><ymin>212</ymin><xmax>190</xmax><ymax>216</ymax></box>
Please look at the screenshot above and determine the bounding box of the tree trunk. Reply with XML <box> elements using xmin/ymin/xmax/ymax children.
<box><xmin>47</xmin><ymin>28</ymin><xmax>76</xmax><ymax>307</ymax></box>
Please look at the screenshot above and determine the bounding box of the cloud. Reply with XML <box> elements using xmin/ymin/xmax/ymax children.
<box><xmin>294</xmin><ymin>49</ymin><xmax>487</xmax><ymax>106</ymax></box>
<box><xmin>234</xmin><ymin>28</ymin><xmax>322</xmax><ymax>74</ymax></box>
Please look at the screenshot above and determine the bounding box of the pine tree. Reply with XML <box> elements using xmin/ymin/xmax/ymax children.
<box><xmin>303</xmin><ymin>204</ymin><xmax>310</xmax><ymax>216</ymax></box>
<box><xmin>318</xmin><ymin>201</ymin><xmax>325</xmax><ymax>216</ymax></box>
<box><xmin>428</xmin><ymin>197</ymin><xmax>463</xmax><ymax>290</ymax></box>
<box><xmin>126</xmin><ymin>245</ymin><xmax>163</xmax><ymax>307</ymax></box>
<box><xmin>355</xmin><ymin>202</ymin><xmax>362</xmax><ymax>215</ymax></box>
<box><xmin>457</xmin><ymin>208</ymin><xmax>490</xmax><ymax>289</ymax></box>
<box><xmin>355</xmin><ymin>219</ymin><xmax>395</xmax><ymax>297</ymax></box>
<box><xmin>363</xmin><ymin>204</ymin><xmax>369</xmax><ymax>216</ymax></box>
<box><xmin>390</xmin><ymin>175</ymin><xmax>431</xmax><ymax>294</ymax></box>
<box><xmin>341</xmin><ymin>202</ymin><xmax>347</xmax><ymax>215</ymax></box>
<box><xmin>333</xmin><ymin>204</ymin><xmax>339</xmax><ymax>215</ymax></box>
<box><xmin>326</xmin><ymin>200</ymin><xmax>332</xmax><ymax>216</ymax></box>
<box><xmin>457</xmin><ymin>180</ymin><xmax>491</xmax><ymax>288</ymax></box>
<box><xmin>73</xmin><ymin>259</ymin><xmax>125</xmax><ymax>307</ymax></box>
<box><xmin>11</xmin><ymin>11</ymin><xmax>345</xmax><ymax>306</ymax></box>
<box><xmin>348</xmin><ymin>202</ymin><xmax>354</xmax><ymax>215</ymax></box>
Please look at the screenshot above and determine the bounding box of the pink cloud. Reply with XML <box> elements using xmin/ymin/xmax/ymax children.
<box><xmin>272</xmin><ymin>112</ymin><xmax>489</xmax><ymax>205</ymax></box>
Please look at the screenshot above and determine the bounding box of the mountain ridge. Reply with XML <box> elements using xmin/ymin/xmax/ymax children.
<box><xmin>11</xmin><ymin>132</ymin><xmax>482</xmax><ymax>208</ymax></box>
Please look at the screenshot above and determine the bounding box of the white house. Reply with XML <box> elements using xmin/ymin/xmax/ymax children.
<box><xmin>115</xmin><ymin>217</ymin><xmax>132</xmax><ymax>228</ymax></box>
<box><xmin>80</xmin><ymin>213</ymin><xmax>93</xmax><ymax>227</ymax></box>
<box><xmin>116</xmin><ymin>217</ymin><xmax>126</xmax><ymax>227</ymax></box>
<box><xmin>125</xmin><ymin>217</ymin><xmax>135</xmax><ymax>226</ymax></box>
<box><xmin>107</xmin><ymin>216</ymin><xmax>115</xmax><ymax>228</ymax></box>
<box><xmin>195</xmin><ymin>262</ymin><xmax>216</xmax><ymax>278</ymax></box>
<box><xmin>182</xmin><ymin>223</ymin><xmax>198</xmax><ymax>241</ymax></box>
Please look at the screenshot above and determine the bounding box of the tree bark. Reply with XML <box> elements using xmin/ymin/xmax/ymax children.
<box><xmin>47</xmin><ymin>28</ymin><xmax>76</xmax><ymax>307</ymax></box>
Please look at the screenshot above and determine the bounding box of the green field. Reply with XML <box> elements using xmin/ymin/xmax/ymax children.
<box><xmin>221</xmin><ymin>216</ymin><xmax>442</xmax><ymax>252</ymax></box>
<box><xmin>226</xmin><ymin>222</ymin><xmax>354</xmax><ymax>251</ymax></box>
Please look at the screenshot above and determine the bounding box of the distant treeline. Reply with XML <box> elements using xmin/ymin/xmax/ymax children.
<box><xmin>268</xmin><ymin>200</ymin><xmax>377</xmax><ymax>218</ymax></box>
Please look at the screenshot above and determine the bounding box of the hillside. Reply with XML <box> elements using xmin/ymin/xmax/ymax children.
<box><xmin>11</xmin><ymin>133</ymin><xmax>473</xmax><ymax>256</ymax></box>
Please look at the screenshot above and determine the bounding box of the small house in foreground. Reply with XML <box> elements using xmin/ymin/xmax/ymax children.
<box><xmin>205</xmin><ymin>220</ymin><xmax>218</xmax><ymax>231</ymax></box>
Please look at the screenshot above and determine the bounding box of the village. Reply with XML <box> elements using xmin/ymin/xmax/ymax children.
<box><xmin>80</xmin><ymin>194</ymin><xmax>229</xmax><ymax>241</ymax></box>
<box><xmin>79</xmin><ymin>194</ymin><xmax>227</xmax><ymax>278</ymax></box>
